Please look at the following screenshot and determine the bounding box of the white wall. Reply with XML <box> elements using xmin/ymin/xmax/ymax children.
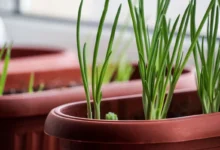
<box><xmin>0</xmin><ymin>0</ymin><xmax>213</xmax><ymax>65</ymax></box>
<box><xmin>2</xmin><ymin>15</ymin><xmax>196</xmax><ymax>66</ymax></box>
<box><xmin>20</xmin><ymin>0</ymin><xmax>211</xmax><ymax>26</ymax></box>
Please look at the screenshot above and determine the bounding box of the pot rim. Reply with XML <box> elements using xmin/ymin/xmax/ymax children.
<box><xmin>45</xmin><ymin>88</ymin><xmax>220</xmax><ymax>144</ymax></box>
<box><xmin>55</xmin><ymin>101</ymin><xmax>220</xmax><ymax>123</ymax></box>
<box><xmin>0</xmin><ymin>86</ymin><xmax>85</xmax><ymax>118</ymax></box>
<box><xmin>53</xmin><ymin>88</ymin><xmax>211</xmax><ymax>123</ymax></box>
<box><xmin>0</xmin><ymin>65</ymin><xmax>195</xmax><ymax>118</ymax></box>
<box><xmin>10</xmin><ymin>45</ymin><xmax>65</xmax><ymax>52</ymax></box>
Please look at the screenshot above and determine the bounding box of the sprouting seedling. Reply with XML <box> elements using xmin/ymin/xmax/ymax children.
<box><xmin>28</xmin><ymin>73</ymin><xmax>45</xmax><ymax>93</ymax></box>
<box><xmin>115</xmin><ymin>50</ymin><xmax>134</xmax><ymax>82</ymax></box>
<box><xmin>95</xmin><ymin>51</ymin><xmax>134</xmax><ymax>84</ymax></box>
<box><xmin>28</xmin><ymin>73</ymin><xmax>34</xmax><ymax>93</ymax></box>
<box><xmin>0</xmin><ymin>44</ymin><xmax>11</xmax><ymax>96</ymax></box>
<box><xmin>77</xmin><ymin>0</ymin><xmax>122</xmax><ymax>119</ymax></box>
<box><xmin>109</xmin><ymin>0</ymin><xmax>137</xmax><ymax>82</ymax></box>
<box><xmin>87</xmin><ymin>60</ymin><xmax>116</xmax><ymax>84</ymax></box>
<box><xmin>88</xmin><ymin>54</ymin><xmax>133</xmax><ymax>84</ymax></box>
<box><xmin>128</xmin><ymin>0</ymin><xmax>214</xmax><ymax>120</ymax></box>
<box><xmin>191</xmin><ymin>1</ymin><xmax>220</xmax><ymax>113</ymax></box>
<box><xmin>105</xmin><ymin>112</ymin><xmax>118</xmax><ymax>120</ymax></box>
<box><xmin>38</xmin><ymin>83</ymin><xmax>45</xmax><ymax>92</ymax></box>
<box><xmin>87</xmin><ymin>4</ymin><xmax>136</xmax><ymax>84</ymax></box>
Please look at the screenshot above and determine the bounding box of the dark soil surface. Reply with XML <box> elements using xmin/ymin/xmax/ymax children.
<box><xmin>3</xmin><ymin>82</ymin><xmax>81</xmax><ymax>95</ymax></box>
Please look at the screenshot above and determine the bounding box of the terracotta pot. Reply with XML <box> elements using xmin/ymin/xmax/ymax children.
<box><xmin>0</xmin><ymin>46</ymin><xmax>82</xmax><ymax>150</ymax></box>
<box><xmin>0</xmin><ymin>46</ymin><xmax>196</xmax><ymax>150</ymax></box>
<box><xmin>0</xmin><ymin>66</ymin><xmax>196</xmax><ymax>150</ymax></box>
<box><xmin>45</xmin><ymin>89</ymin><xmax>220</xmax><ymax>150</ymax></box>
<box><xmin>0</xmin><ymin>46</ymin><xmax>81</xmax><ymax>91</ymax></box>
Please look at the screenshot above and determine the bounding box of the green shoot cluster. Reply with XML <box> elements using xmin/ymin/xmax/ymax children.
<box><xmin>77</xmin><ymin>0</ymin><xmax>122</xmax><ymax>119</ymax></box>
<box><xmin>192</xmin><ymin>1</ymin><xmax>220</xmax><ymax>113</ymax></box>
<box><xmin>128</xmin><ymin>0</ymin><xmax>215</xmax><ymax>119</ymax></box>
<box><xmin>76</xmin><ymin>0</ymin><xmax>215</xmax><ymax>120</ymax></box>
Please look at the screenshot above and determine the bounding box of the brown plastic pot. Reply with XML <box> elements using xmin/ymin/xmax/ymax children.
<box><xmin>0</xmin><ymin>66</ymin><xmax>196</xmax><ymax>150</ymax></box>
<box><xmin>0</xmin><ymin>46</ymin><xmax>82</xmax><ymax>150</ymax></box>
<box><xmin>45</xmin><ymin>89</ymin><xmax>220</xmax><ymax>150</ymax></box>
<box><xmin>0</xmin><ymin>46</ymin><xmax>81</xmax><ymax>91</ymax></box>
<box><xmin>0</xmin><ymin>46</ymin><xmax>196</xmax><ymax>150</ymax></box>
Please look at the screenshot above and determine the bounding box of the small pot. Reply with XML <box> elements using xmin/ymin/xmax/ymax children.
<box><xmin>45</xmin><ymin>89</ymin><xmax>220</xmax><ymax>150</ymax></box>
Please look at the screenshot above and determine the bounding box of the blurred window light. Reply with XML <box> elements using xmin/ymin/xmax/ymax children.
<box><xmin>0</xmin><ymin>0</ymin><xmax>19</xmax><ymax>12</ymax></box>
<box><xmin>18</xmin><ymin>0</ymin><xmax>210</xmax><ymax>26</ymax></box>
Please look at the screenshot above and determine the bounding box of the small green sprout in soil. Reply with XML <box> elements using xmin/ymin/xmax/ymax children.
<box><xmin>128</xmin><ymin>0</ymin><xmax>214</xmax><ymax>120</ymax></box>
<box><xmin>28</xmin><ymin>73</ymin><xmax>45</xmax><ymax>93</ymax></box>
<box><xmin>191</xmin><ymin>1</ymin><xmax>220</xmax><ymax>113</ymax></box>
<box><xmin>105</xmin><ymin>112</ymin><xmax>118</xmax><ymax>120</ymax></box>
<box><xmin>106</xmin><ymin>1</ymin><xmax>137</xmax><ymax>83</ymax></box>
<box><xmin>115</xmin><ymin>51</ymin><xmax>134</xmax><ymax>82</ymax></box>
<box><xmin>28</xmin><ymin>73</ymin><xmax>34</xmax><ymax>93</ymax></box>
<box><xmin>77</xmin><ymin>0</ymin><xmax>122</xmax><ymax>119</ymax></box>
<box><xmin>92</xmin><ymin>51</ymin><xmax>134</xmax><ymax>84</ymax></box>
<box><xmin>0</xmin><ymin>44</ymin><xmax>11</xmax><ymax>96</ymax></box>
<box><xmin>38</xmin><ymin>83</ymin><xmax>45</xmax><ymax>92</ymax></box>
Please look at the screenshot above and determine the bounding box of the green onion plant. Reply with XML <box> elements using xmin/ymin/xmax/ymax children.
<box><xmin>77</xmin><ymin>0</ymin><xmax>122</xmax><ymax>119</ymax></box>
<box><xmin>128</xmin><ymin>0</ymin><xmax>214</xmax><ymax>120</ymax></box>
<box><xmin>191</xmin><ymin>1</ymin><xmax>220</xmax><ymax>113</ymax></box>
<box><xmin>0</xmin><ymin>44</ymin><xmax>11</xmax><ymax>95</ymax></box>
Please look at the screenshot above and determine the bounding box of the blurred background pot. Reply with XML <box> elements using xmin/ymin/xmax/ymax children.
<box><xmin>1</xmin><ymin>46</ymin><xmax>81</xmax><ymax>91</ymax></box>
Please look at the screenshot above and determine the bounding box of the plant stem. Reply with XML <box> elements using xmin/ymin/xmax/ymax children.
<box><xmin>28</xmin><ymin>73</ymin><xmax>34</xmax><ymax>93</ymax></box>
<box><xmin>77</xmin><ymin>0</ymin><xmax>121</xmax><ymax>119</ymax></box>
<box><xmin>94</xmin><ymin>102</ymin><xmax>101</xmax><ymax>119</ymax></box>
<box><xmin>77</xmin><ymin>0</ymin><xmax>92</xmax><ymax>119</ymax></box>
<box><xmin>0</xmin><ymin>45</ymin><xmax>11</xmax><ymax>96</ymax></box>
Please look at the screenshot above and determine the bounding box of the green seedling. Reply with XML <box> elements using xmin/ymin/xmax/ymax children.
<box><xmin>87</xmin><ymin>4</ymin><xmax>136</xmax><ymax>84</ymax></box>
<box><xmin>0</xmin><ymin>44</ymin><xmax>11</xmax><ymax>96</ymax></box>
<box><xmin>28</xmin><ymin>73</ymin><xmax>45</xmax><ymax>93</ymax></box>
<box><xmin>128</xmin><ymin>0</ymin><xmax>214</xmax><ymax>120</ymax></box>
<box><xmin>77</xmin><ymin>0</ymin><xmax>122</xmax><ymax>119</ymax></box>
<box><xmin>115</xmin><ymin>51</ymin><xmax>134</xmax><ymax>82</ymax></box>
<box><xmin>105</xmin><ymin>112</ymin><xmax>118</xmax><ymax>120</ymax></box>
<box><xmin>191</xmin><ymin>1</ymin><xmax>220</xmax><ymax>113</ymax></box>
